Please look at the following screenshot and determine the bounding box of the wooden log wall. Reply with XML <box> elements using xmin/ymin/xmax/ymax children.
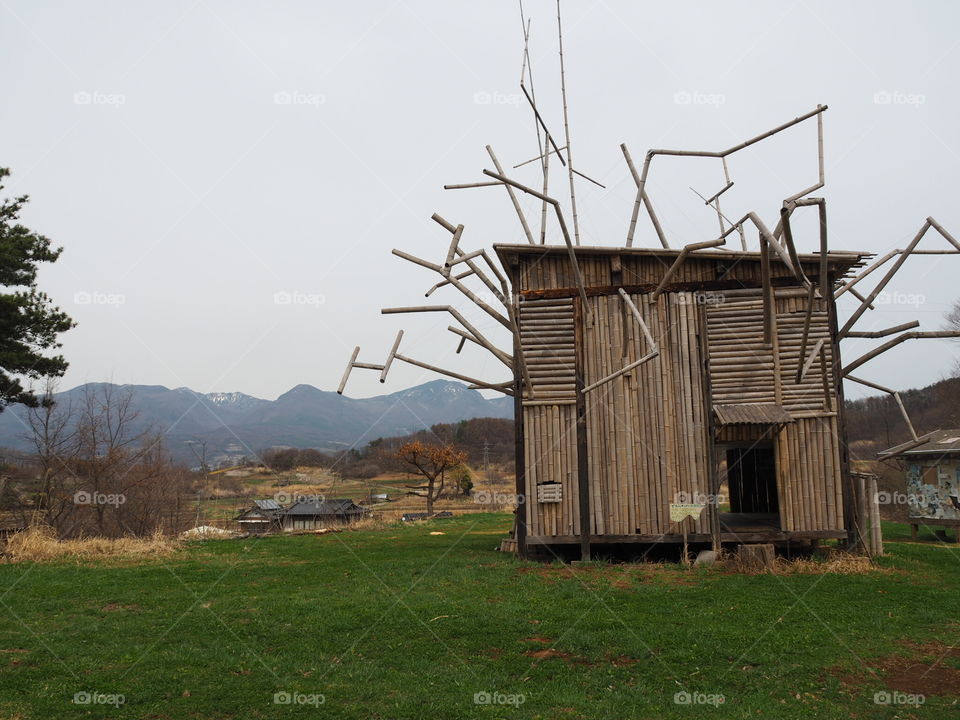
<box><xmin>511</xmin><ymin>251</ymin><xmax>857</xmax><ymax>541</ymax></box>
<box><xmin>581</xmin><ymin>291</ymin><xmax>710</xmax><ymax>536</ymax></box>
<box><xmin>519</xmin><ymin>253</ymin><xmax>827</xmax><ymax>293</ymax></box>
<box><xmin>518</xmin><ymin>298</ymin><xmax>579</xmax><ymax>537</ymax></box>
<box><xmin>706</xmin><ymin>291</ymin><xmax>843</xmax><ymax>532</ymax></box>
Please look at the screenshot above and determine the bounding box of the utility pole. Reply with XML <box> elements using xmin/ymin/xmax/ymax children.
<box><xmin>483</xmin><ymin>440</ymin><xmax>490</xmax><ymax>482</ymax></box>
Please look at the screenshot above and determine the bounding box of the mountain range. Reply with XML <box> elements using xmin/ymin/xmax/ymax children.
<box><xmin>0</xmin><ymin>380</ymin><xmax>513</xmax><ymax>466</ymax></box>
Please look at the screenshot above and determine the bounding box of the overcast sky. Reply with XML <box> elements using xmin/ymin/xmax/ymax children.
<box><xmin>3</xmin><ymin>0</ymin><xmax>959</xmax><ymax>402</ymax></box>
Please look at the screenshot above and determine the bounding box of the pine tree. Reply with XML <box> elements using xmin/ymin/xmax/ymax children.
<box><xmin>0</xmin><ymin>167</ymin><xmax>74</xmax><ymax>410</ymax></box>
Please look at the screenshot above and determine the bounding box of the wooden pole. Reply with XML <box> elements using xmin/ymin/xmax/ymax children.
<box><xmin>839</xmin><ymin>220</ymin><xmax>932</xmax><ymax>337</ymax></box>
<box><xmin>482</xmin><ymin>169</ymin><xmax>590</xmax><ymax>314</ymax></box>
<box><xmin>574</xmin><ymin>295</ymin><xmax>591</xmax><ymax>560</ymax></box>
<box><xmin>337</xmin><ymin>346</ymin><xmax>361</xmax><ymax>395</ymax></box>
<box><xmin>556</xmin><ymin>0</ymin><xmax>580</xmax><ymax>246</ymax></box>
<box><xmin>486</xmin><ymin>145</ymin><xmax>534</xmax><ymax>245</ymax></box>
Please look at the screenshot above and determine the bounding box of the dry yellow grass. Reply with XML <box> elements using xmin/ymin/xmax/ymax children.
<box><xmin>774</xmin><ymin>552</ymin><xmax>885</xmax><ymax>575</ymax></box>
<box><xmin>3</xmin><ymin>526</ymin><xmax>178</xmax><ymax>563</ymax></box>
<box><xmin>720</xmin><ymin>550</ymin><xmax>883</xmax><ymax>575</ymax></box>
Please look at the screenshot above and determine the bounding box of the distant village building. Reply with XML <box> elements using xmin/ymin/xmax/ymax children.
<box><xmin>880</xmin><ymin>430</ymin><xmax>960</xmax><ymax>542</ymax></box>
<box><xmin>236</xmin><ymin>499</ymin><xmax>283</xmax><ymax>534</ymax></box>
<box><xmin>281</xmin><ymin>498</ymin><xmax>369</xmax><ymax>531</ymax></box>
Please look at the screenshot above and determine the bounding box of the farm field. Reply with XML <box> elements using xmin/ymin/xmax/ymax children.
<box><xmin>197</xmin><ymin>466</ymin><xmax>520</xmax><ymax>527</ymax></box>
<box><xmin>0</xmin><ymin>514</ymin><xmax>957</xmax><ymax>719</ymax></box>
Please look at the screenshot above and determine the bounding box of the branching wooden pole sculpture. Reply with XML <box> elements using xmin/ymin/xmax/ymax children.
<box><xmin>626</xmin><ymin>105</ymin><xmax>828</xmax><ymax>247</ymax></box>
<box><xmin>328</xmin><ymin>1</ymin><xmax>960</xmax><ymax>568</ymax></box>
<box><xmin>482</xmin><ymin>168</ymin><xmax>591</xmax><ymax>313</ymax></box>
<box><xmin>839</xmin><ymin>217</ymin><xmax>960</xmax><ymax>338</ymax></box>
<box><xmin>846</xmin><ymin>375</ymin><xmax>918</xmax><ymax>441</ymax></box>
<box><xmin>842</xmin><ymin>331</ymin><xmax>960</xmax><ymax>377</ymax></box>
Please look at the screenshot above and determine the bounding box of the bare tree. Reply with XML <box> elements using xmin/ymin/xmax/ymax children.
<box><xmin>394</xmin><ymin>441</ymin><xmax>467</xmax><ymax>514</ymax></box>
<box><xmin>25</xmin><ymin>383</ymin><xmax>192</xmax><ymax>537</ymax></box>
<box><xmin>947</xmin><ymin>299</ymin><xmax>960</xmax><ymax>377</ymax></box>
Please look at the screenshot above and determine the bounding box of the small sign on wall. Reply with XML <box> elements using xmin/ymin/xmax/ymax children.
<box><xmin>537</xmin><ymin>482</ymin><xmax>563</xmax><ymax>504</ymax></box>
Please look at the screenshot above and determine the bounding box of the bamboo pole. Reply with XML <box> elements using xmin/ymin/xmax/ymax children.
<box><xmin>381</xmin><ymin>305</ymin><xmax>512</xmax><ymax>367</ymax></box>
<box><xmin>839</xmin><ymin>219</ymin><xmax>941</xmax><ymax>337</ymax></box>
<box><xmin>844</xmin><ymin>375</ymin><xmax>918</xmax><ymax>441</ymax></box>
<box><xmin>845</xmin><ymin>321</ymin><xmax>920</xmax><ymax>338</ymax></box>
<box><xmin>649</xmin><ymin>239</ymin><xmax>726</xmax><ymax>302</ymax></box>
<box><xmin>486</xmin><ymin>145</ymin><xmax>534</xmax><ymax>245</ymax></box>
<box><xmin>482</xmin><ymin>169</ymin><xmax>590</xmax><ymax>313</ymax></box>
<box><xmin>621</xmin><ymin>143</ymin><xmax>669</xmax><ymax>249</ymax></box>
<box><xmin>337</xmin><ymin>346</ymin><xmax>361</xmax><ymax>395</ymax></box>
<box><xmin>626</xmin><ymin>105</ymin><xmax>828</xmax><ymax>246</ymax></box>
<box><xmin>379</xmin><ymin>330</ymin><xmax>404</xmax><ymax>383</ymax></box>
<box><xmin>556</xmin><ymin>0</ymin><xmax>580</xmax><ymax>246</ymax></box>
<box><xmin>869</xmin><ymin>475</ymin><xmax>883</xmax><ymax>556</ymax></box>
<box><xmin>842</xmin><ymin>331</ymin><xmax>960</xmax><ymax>376</ymax></box>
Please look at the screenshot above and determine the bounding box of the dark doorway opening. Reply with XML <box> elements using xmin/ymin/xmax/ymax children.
<box><xmin>726</xmin><ymin>445</ymin><xmax>779</xmax><ymax>514</ymax></box>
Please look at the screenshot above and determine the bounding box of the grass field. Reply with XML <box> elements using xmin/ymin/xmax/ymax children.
<box><xmin>0</xmin><ymin>514</ymin><xmax>958</xmax><ymax>719</ymax></box>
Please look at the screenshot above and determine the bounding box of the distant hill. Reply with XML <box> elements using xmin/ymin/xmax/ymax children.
<box><xmin>0</xmin><ymin>380</ymin><xmax>513</xmax><ymax>466</ymax></box>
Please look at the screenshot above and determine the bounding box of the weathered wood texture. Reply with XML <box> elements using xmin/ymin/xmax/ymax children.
<box><xmin>705</xmin><ymin>292</ymin><xmax>843</xmax><ymax>533</ymax></box>
<box><xmin>510</xmin><ymin>248</ymin><xmax>852</xmax><ymax>542</ymax></box>
<box><xmin>579</xmin><ymin>291</ymin><xmax>710</xmax><ymax>536</ymax></box>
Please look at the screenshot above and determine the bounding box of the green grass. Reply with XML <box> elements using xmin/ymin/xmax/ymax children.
<box><xmin>0</xmin><ymin>516</ymin><xmax>958</xmax><ymax>719</ymax></box>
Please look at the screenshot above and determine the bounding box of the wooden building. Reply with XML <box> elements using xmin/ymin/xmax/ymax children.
<box><xmin>236</xmin><ymin>499</ymin><xmax>283</xmax><ymax>534</ymax></box>
<box><xmin>496</xmin><ymin>243</ymin><xmax>870</xmax><ymax>557</ymax></box>
<box><xmin>281</xmin><ymin>498</ymin><xmax>369</xmax><ymax>531</ymax></box>
<box><xmin>879</xmin><ymin>429</ymin><xmax>960</xmax><ymax>542</ymax></box>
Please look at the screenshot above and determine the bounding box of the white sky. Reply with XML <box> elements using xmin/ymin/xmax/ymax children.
<box><xmin>3</xmin><ymin>0</ymin><xmax>959</xmax><ymax>401</ymax></box>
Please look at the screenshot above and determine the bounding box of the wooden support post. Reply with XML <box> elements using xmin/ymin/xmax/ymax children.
<box><xmin>513</xmin><ymin>265</ymin><xmax>528</xmax><ymax>558</ymax></box>
<box><xmin>574</xmin><ymin>295</ymin><xmax>591</xmax><ymax>561</ymax></box>
<box><xmin>698</xmin><ymin>303</ymin><xmax>721</xmax><ymax>553</ymax></box>
<box><xmin>760</xmin><ymin>234</ymin><xmax>773</xmax><ymax>348</ymax></box>
<box><xmin>868</xmin><ymin>475</ymin><xmax>883</xmax><ymax>556</ymax></box>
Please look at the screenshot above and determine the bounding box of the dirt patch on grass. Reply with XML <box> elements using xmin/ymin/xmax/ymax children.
<box><xmin>523</xmin><ymin>636</ymin><xmax>553</xmax><ymax>644</ymax></box>
<box><xmin>522</xmin><ymin>644</ymin><xmax>643</xmax><ymax>668</ymax></box>
<box><xmin>524</xmin><ymin>648</ymin><xmax>580</xmax><ymax>662</ymax></box>
<box><xmin>831</xmin><ymin>640</ymin><xmax>960</xmax><ymax>698</ymax></box>
<box><xmin>99</xmin><ymin>603</ymin><xmax>141</xmax><ymax>612</ymax></box>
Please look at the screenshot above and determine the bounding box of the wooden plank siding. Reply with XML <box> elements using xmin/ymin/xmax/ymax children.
<box><xmin>502</xmin><ymin>247</ymin><xmax>861</xmax><ymax>544</ymax></box>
